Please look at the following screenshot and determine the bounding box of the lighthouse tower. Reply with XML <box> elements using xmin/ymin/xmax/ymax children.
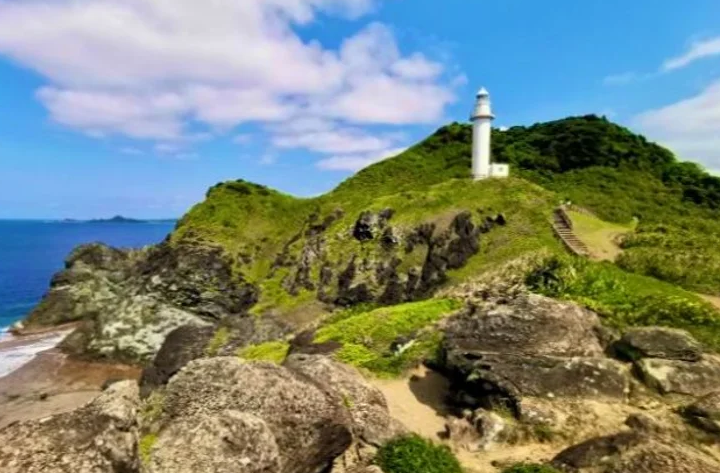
<box><xmin>471</xmin><ymin>87</ymin><xmax>509</xmax><ymax>180</ymax></box>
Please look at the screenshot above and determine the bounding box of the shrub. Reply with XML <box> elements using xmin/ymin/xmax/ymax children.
<box><xmin>502</xmin><ymin>463</ymin><xmax>561</xmax><ymax>473</ymax></box>
<box><xmin>375</xmin><ymin>434</ymin><xmax>462</xmax><ymax>473</ymax></box>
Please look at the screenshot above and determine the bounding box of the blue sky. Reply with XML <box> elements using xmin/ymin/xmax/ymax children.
<box><xmin>1</xmin><ymin>0</ymin><xmax>720</xmax><ymax>219</ymax></box>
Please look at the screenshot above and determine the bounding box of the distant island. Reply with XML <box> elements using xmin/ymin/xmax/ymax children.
<box><xmin>60</xmin><ymin>215</ymin><xmax>175</xmax><ymax>224</ymax></box>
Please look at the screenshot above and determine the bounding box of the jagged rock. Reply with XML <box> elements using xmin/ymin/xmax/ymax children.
<box><xmin>0</xmin><ymin>380</ymin><xmax>140</xmax><ymax>473</ymax></box>
<box><xmin>616</xmin><ymin>327</ymin><xmax>703</xmax><ymax>362</ymax></box>
<box><xmin>552</xmin><ymin>432</ymin><xmax>720</xmax><ymax>473</ymax></box>
<box><xmin>682</xmin><ymin>391</ymin><xmax>720</xmax><ymax>433</ymax></box>
<box><xmin>440</xmin><ymin>294</ymin><xmax>629</xmax><ymax>415</ymax></box>
<box><xmin>444</xmin><ymin>293</ymin><xmax>606</xmax><ymax>358</ymax></box>
<box><xmin>353</xmin><ymin>212</ymin><xmax>375</xmax><ymax>241</ymax></box>
<box><xmin>139</xmin><ymin>324</ymin><xmax>216</xmax><ymax>398</ymax></box>
<box><xmin>23</xmin><ymin>242</ymin><xmax>259</xmax><ymax>363</ymax></box>
<box><xmin>150</xmin><ymin>357</ymin><xmax>361</xmax><ymax>472</ymax></box>
<box><xmin>635</xmin><ymin>357</ymin><xmax>720</xmax><ymax>396</ymax></box>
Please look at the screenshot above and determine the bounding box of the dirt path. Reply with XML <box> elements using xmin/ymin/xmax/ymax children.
<box><xmin>371</xmin><ymin>366</ymin><xmax>561</xmax><ymax>473</ymax></box>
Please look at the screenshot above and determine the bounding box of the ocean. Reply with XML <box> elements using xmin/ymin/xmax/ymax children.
<box><xmin>0</xmin><ymin>220</ymin><xmax>175</xmax><ymax>376</ymax></box>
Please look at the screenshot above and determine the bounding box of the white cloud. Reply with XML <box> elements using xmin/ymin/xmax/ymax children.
<box><xmin>317</xmin><ymin>146</ymin><xmax>407</xmax><ymax>171</ymax></box>
<box><xmin>233</xmin><ymin>134</ymin><xmax>253</xmax><ymax>145</ymax></box>
<box><xmin>663</xmin><ymin>36</ymin><xmax>720</xmax><ymax>71</ymax></box>
<box><xmin>0</xmin><ymin>0</ymin><xmax>458</xmax><ymax>155</ymax></box>
<box><xmin>120</xmin><ymin>147</ymin><xmax>144</xmax><ymax>156</ymax></box>
<box><xmin>633</xmin><ymin>80</ymin><xmax>720</xmax><ymax>168</ymax></box>
<box><xmin>259</xmin><ymin>153</ymin><xmax>277</xmax><ymax>166</ymax></box>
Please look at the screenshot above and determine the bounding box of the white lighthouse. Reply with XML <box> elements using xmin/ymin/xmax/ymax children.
<box><xmin>471</xmin><ymin>87</ymin><xmax>509</xmax><ymax>180</ymax></box>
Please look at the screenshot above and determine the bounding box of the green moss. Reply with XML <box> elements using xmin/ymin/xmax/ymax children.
<box><xmin>139</xmin><ymin>433</ymin><xmax>158</xmax><ymax>466</ymax></box>
<box><xmin>314</xmin><ymin>299</ymin><xmax>461</xmax><ymax>377</ymax></box>
<box><xmin>140</xmin><ymin>391</ymin><xmax>165</xmax><ymax>425</ymax></box>
<box><xmin>502</xmin><ymin>464</ymin><xmax>561</xmax><ymax>473</ymax></box>
<box><xmin>375</xmin><ymin>434</ymin><xmax>462</xmax><ymax>473</ymax></box>
<box><xmin>238</xmin><ymin>341</ymin><xmax>290</xmax><ymax>364</ymax></box>
<box><xmin>205</xmin><ymin>327</ymin><xmax>231</xmax><ymax>356</ymax></box>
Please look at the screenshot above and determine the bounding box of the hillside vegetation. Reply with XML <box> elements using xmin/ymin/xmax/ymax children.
<box><xmin>165</xmin><ymin>115</ymin><xmax>720</xmax><ymax>368</ymax></box>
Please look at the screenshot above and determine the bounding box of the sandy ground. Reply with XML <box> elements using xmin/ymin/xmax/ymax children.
<box><xmin>0</xmin><ymin>330</ymin><xmax>140</xmax><ymax>429</ymax></box>
<box><xmin>372</xmin><ymin>366</ymin><xmax>565</xmax><ymax>473</ymax></box>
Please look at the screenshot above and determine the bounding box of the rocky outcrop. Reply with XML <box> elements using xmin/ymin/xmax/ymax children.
<box><xmin>439</xmin><ymin>293</ymin><xmax>629</xmax><ymax>415</ymax></box>
<box><xmin>552</xmin><ymin>427</ymin><xmax>720</xmax><ymax>473</ymax></box>
<box><xmin>22</xmin><ymin>242</ymin><xmax>258</xmax><ymax>363</ymax></box>
<box><xmin>616</xmin><ymin>327</ymin><xmax>703</xmax><ymax>362</ymax></box>
<box><xmin>683</xmin><ymin>391</ymin><xmax>720</xmax><ymax>434</ymax></box>
<box><xmin>635</xmin><ymin>357</ymin><xmax>720</xmax><ymax>397</ymax></box>
<box><xmin>0</xmin><ymin>380</ymin><xmax>141</xmax><ymax>473</ymax></box>
<box><xmin>143</xmin><ymin>356</ymin><xmax>398</xmax><ymax>473</ymax></box>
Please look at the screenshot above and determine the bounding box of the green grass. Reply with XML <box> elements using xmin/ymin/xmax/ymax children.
<box><xmin>139</xmin><ymin>433</ymin><xmax>158</xmax><ymax>466</ymax></box>
<box><xmin>204</xmin><ymin>327</ymin><xmax>230</xmax><ymax>356</ymax></box>
<box><xmin>375</xmin><ymin>434</ymin><xmax>463</xmax><ymax>473</ymax></box>
<box><xmin>314</xmin><ymin>298</ymin><xmax>462</xmax><ymax>377</ymax></box>
<box><xmin>238</xmin><ymin>341</ymin><xmax>290</xmax><ymax>364</ymax></box>
<box><xmin>526</xmin><ymin>255</ymin><xmax>720</xmax><ymax>350</ymax></box>
<box><xmin>140</xmin><ymin>392</ymin><xmax>165</xmax><ymax>425</ymax></box>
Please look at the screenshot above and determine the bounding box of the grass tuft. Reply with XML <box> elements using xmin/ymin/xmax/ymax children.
<box><xmin>238</xmin><ymin>341</ymin><xmax>290</xmax><ymax>364</ymax></box>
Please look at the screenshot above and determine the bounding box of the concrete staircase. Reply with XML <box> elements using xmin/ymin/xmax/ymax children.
<box><xmin>552</xmin><ymin>207</ymin><xmax>590</xmax><ymax>257</ymax></box>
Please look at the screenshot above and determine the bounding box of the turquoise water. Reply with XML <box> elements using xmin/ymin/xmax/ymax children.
<box><xmin>0</xmin><ymin>220</ymin><xmax>175</xmax><ymax>330</ymax></box>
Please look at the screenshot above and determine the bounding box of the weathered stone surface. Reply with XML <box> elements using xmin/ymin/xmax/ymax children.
<box><xmin>155</xmin><ymin>357</ymin><xmax>354</xmax><ymax>473</ymax></box>
<box><xmin>444</xmin><ymin>408</ymin><xmax>510</xmax><ymax>452</ymax></box>
<box><xmin>148</xmin><ymin>410</ymin><xmax>281</xmax><ymax>473</ymax></box>
<box><xmin>444</xmin><ymin>293</ymin><xmax>605</xmax><ymax>358</ymax></box>
<box><xmin>636</xmin><ymin>357</ymin><xmax>720</xmax><ymax>396</ymax></box>
<box><xmin>23</xmin><ymin>242</ymin><xmax>259</xmax><ymax>363</ymax></box>
<box><xmin>0</xmin><ymin>380</ymin><xmax>140</xmax><ymax>473</ymax></box>
<box><xmin>553</xmin><ymin>433</ymin><xmax>720</xmax><ymax>473</ymax></box>
<box><xmin>284</xmin><ymin>354</ymin><xmax>401</xmax><ymax>445</ymax></box>
<box><xmin>682</xmin><ymin>391</ymin><xmax>720</xmax><ymax>433</ymax></box>
<box><xmin>440</xmin><ymin>294</ymin><xmax>629</xmax><ymax>415</ymax></box>
<box><xmin>617</xmin><ymin>327</ymin><xmax>703</xmax><ymax>362</ymax></box>
<box><xmin>138</xmin><ymin>324</ymin><xmax>216</xmax><ymax>398</ymax></box>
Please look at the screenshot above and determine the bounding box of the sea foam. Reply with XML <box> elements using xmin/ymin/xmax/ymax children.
<box><xmin>0</xmin><ymin>328</ymin><xmax>70</xmax><ymax>378</ymax></box>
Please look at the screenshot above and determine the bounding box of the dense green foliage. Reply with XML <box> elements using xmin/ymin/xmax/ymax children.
<box><xmin>501</xmin><ymin>464</ymin><xmax>561</xmax><ymax>473</ymax></box>
<box><xmin>314</xmin><ymin>299</ymin><xmax>462</xmax><ymax>377</ymax></box>
<box><xmin>375</xmin><ymin>434</ymin><xmax>463</xmax><ymax>473</ymax></box>
<box><xmin>526</xmin><ymin>255</ymin><xmax>720</xmax><ymax>350</ymax></box>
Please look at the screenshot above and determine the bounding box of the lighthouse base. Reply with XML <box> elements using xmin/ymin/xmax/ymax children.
<box><xmin>473</xmin><ymin>163</ymin><xmax>510</xmax><ymax>181</ymax></box>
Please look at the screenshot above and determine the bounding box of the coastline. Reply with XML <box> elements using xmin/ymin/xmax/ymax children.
<box><xmin>0</xmin><ymin>327</ymin><xmax>141</xmax><ymax>428</ymax></box>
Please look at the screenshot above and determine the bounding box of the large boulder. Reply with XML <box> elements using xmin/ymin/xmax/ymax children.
<box><xmin>144</xmin><ymin>356</ymin><xmax>396</xmax><ymax>473</ymax></box>
<box><xmin>283</xmin><ymin>354</ymin><xmax>402</xmax><ymax>446</ymax></box>
<box><xmin>635</xmin><ymin>357</ymin><xmax>720</xmax><ymax>397</ymax></box>
<box><xmin>0</xmin><ymin>380</ymin><xmax>140</xmax><ymax>473</ymax></box>
<box><xmin>616</xmin><ymin>327</ymin><xmax>703</xmax><ymax>362</ymax></box>
<box><xmin>440</xmin><ymin>294</ymin><xmax>629</xmax><ymax>414</ymax></box>
<box><xmin>682</xmin><ymin>391</ymin><xmax>720</xmax><ymax>434</ymax></box>
<box><xmin>552</xmin><ymin>430</ymin><xmax>720</xmax><ymax>473</ymax></box>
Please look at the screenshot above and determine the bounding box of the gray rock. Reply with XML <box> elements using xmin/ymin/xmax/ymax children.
<box><xmin>440</xmin><ymin>294</ymin><xmax>629</xmax><ymax>415</ymax></box>
<box><xmin>636</xmin><ymin>357</ymin><xmax>720</xmax><ymax>396</ymax></box>
<box><xmin>0</xmin><ymin>380</ymin><xmax>140</xmax><ymax>473</ymax></box>
<box><xmin>444</xmin><ymin>293</ymin><xmax>606</xmax><ymax>358</ymax></box>
<box><xmin>148</xmin><ymin>410</ymin><xmax>281</xmax><ymax>473</ymax></box>
<box><xmin>284</xmin><ymin>354</ymin><xmax>402</xmax><ymax>446</ymax></box>
<box><xmin>617</xmin><ymin>327</ymin><xmax>703</xmax><ymax>362</ymax></box>
<box><xmin>154</xmin><ymin>357</ymin><xmax>355</xmax><ymax>473</ymax></box>
<box><xmin>683</xmin><ymin>391</ymin><xmax>720</xmax><ymax>434</ymax></box>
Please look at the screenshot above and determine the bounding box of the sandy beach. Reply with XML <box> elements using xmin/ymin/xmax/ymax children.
<box><xmin>0</xmin><ymin>329</ymin><xmax>140</xmax><ymax>428</ymax></box>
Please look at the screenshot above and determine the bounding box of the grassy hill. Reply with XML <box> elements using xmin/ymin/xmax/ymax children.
<box><xmin>166</xmin><ymin>115</ymin><xmax>720</xmax><ymax>366</ymax></box>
